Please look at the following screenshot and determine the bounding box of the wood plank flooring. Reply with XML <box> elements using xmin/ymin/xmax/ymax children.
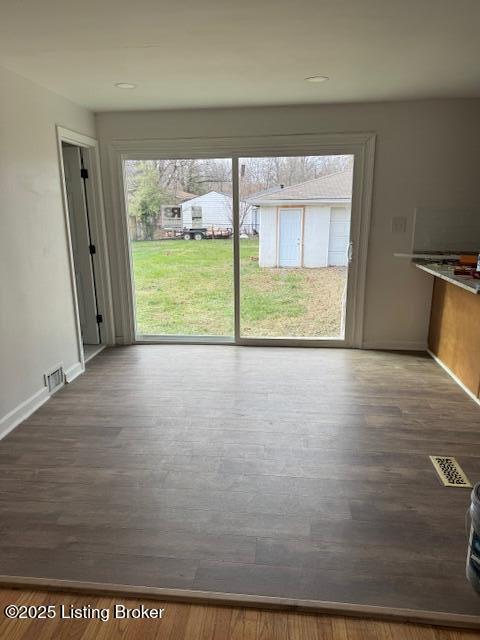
<box><xmin>0</xmin><ymin>589</ymin><xmax>478</xmax><ymax>639</ymax></box>
<box><xmin>1</xmin><ymin>346</ymin><xmax>480</xmax><ymax>622</ymax></box>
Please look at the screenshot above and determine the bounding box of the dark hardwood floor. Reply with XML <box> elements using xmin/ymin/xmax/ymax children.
<box><xmin>1</xmin><ymin>346</ymin><xmax>480</xmax><ymax>622</ymax></box>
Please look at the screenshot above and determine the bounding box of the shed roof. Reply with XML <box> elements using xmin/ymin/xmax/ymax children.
<box><xmin>181</xmin><ymin>190</ymin><xmax>230</xmax><ymax>205</ymax></box>
<box><xmin>250</xmin><ymin>166</ymin><xmax>353</xmax><ymax>204</ymax></box>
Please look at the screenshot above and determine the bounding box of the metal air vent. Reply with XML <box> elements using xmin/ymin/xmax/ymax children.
<box><xmin>429</xmin><ymin>456</ymin><xmax>472</xmax><ymax>487</ymax></box>
<box><xmin>44</xmin><ymin>365</ymin><xmax>65</xmax><ymax>394</ymax></box>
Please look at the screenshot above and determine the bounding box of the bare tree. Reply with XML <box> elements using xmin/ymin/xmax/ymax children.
<box><xmin>126</xmin><ymin>155</ymin><xmax>353</xmax><ymax>215</ymax></box>
<box><xmin>218</xmin><ymin>194</ymin><xmax>253</xmax><ymax>232</ymax></box>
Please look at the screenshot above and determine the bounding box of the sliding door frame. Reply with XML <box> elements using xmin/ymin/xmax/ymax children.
<box><xmin>107</xmin><ymin>132</ymin><xmax>375</xmax><ymax>348</ymax></box>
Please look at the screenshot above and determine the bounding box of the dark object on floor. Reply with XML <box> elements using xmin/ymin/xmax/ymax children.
<box><xmin>467</xmin><ymin>482</ymin><xmax>480</xmax><ymax>592</ymax></box>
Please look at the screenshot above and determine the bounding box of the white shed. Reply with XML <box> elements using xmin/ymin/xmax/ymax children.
<box><xmin>250</xmin><ymin>168</ymin><xmax>353</xmax><ymax>268</ymax></box>
<box><xmin>181</xmin><ymin>191</ymin><xmax>255</xmax><ymax>233</ymax></box>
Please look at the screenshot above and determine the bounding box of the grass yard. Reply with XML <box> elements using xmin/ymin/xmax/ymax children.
<box><xmin>131</xmin><ymin>238</ymin><xmax>346</xmax><ymax>337</ymax></box>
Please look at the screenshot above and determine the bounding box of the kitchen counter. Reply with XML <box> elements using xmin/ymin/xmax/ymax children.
<box><xmin>414</xmin><ymin>259</ymin><xmax>480</xmax><ymax>294</ymax></box>
<box><xmin>422</xmin><ymin>260</ymin><xmax>480</xmax><ymax>398</ymax></box>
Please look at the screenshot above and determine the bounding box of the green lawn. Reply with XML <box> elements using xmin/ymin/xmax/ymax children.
<box><xmin>131</xmin><ymin>238</ymin><xmax>346</xmax><ymax>337</ymax></box>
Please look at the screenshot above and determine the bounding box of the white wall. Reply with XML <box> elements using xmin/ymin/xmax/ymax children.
<box><xmin>259</xmin><ymin>207</ymin><xmax>277</xmax><ymax>266</ymax></box>
<box><xmin>413</xmin><ymin>208</ymin><xmax>480</xmax><ymax>253</ymax></box>
<box><xmin>0</xmin><ymin>65</ymin><xmax>95</xmax><ymax>431</ymax></box>
<box><xmin>181</xmin><ymin>191</ymin><xmax>232</xmax><ymax>228</ymax></box>
<box><xmin>304</xmin><ymin>206</ymin><xmax>331</xmax><ymax>268</ymax></box>
<box><xmin>96</xmin><ymin>99</ymin><xmax>480</xmax><ymax>349</ymax></box>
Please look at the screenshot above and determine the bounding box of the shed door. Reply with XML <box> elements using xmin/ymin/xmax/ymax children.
<box><xmin>279</xmin><ymin>209</ymin><xmax>302</xmax><ymax>267</ymax></box>
<box><xmin>328</xmin><ymin>208</ymin><xmax>351</xmax><ymax>266</ymax></box>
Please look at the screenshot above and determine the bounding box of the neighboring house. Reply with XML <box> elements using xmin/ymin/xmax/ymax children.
<box><xmin>181</xmin><ymin>191</ymin><xmax>255</xmax><ymax>234</ymax></box>
<box><xmin>250</xmin><ymin>167</ymin><xmax>353</xmax><ymax>268</ymax></box>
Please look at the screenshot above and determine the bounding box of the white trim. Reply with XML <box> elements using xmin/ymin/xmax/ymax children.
<box><xmin>252</xmin><ymin>197</ymin><xmax>351</xmax><ymax>207</ymax></box>
<box><xmin>106</xmin><ymin>131</ymin><xmax>375</xmax><ymax>347</ymax></box>
<box><xmin>428</xmin><ymin>349</ymin><xmax>480</xmax><ymax>407</ymax></box>
<box><xmin>137</xmin><ymin>336</ymin><xmax>235</xmax><ymax>345</ymax></box>
<box><xmin>56</xmin><ymin>129</ymin><xmax>85</xmax><ymax>369</ymax></box>
<box><xmin>56</xmin><ymin>127</ymin><xmax>98</xmax><ymax>149</ymax></box>
<box><xmin>299</xmin><ymin>207</ymin><xmax>305</xmax><ymax>267</ymax></box>
<box><xmin>56</xmin><ymin>126</ymin><xmax>115</xmax><ymax>350</ymax></box>
<box><xmin>232</xmin><ymin>157</ymin><xmax>241</xmax><ymax>341</ymax></box>
<box><xmin>0</xmin><ymin>388</ymin><xmax>49</xmax><ymax>441</ymax></box>
<box><xmin>83</xmin><ymin>344</ymin><xmax>106</xmax><ymax>363</ymax></box>
<box><xmin>349</xmin><ymin>134</ymin><xmax>375</xmax><ymax>348</ymax></box>
<box><xmin>65</xmin><ymin>361</ymin><xmax>85</xmax><ymax>383</ymax></box>
<box><xmin>235</xmin><ymin>337</ymin><xmax>348</xmax><ymax>348</ymax></box>
<box><xmin>275</xmin><ymin>207</ymin><xmax>280</xmax><ymax>268</ymax></box>
<box><xmin>135</xmin><ymin>335</ymin><xmax>349</xmax><ymax>346</ymax></box>
<box><xmin>362</xmin><ymin>341</ymin><xmax>428</xmax><ymax>351</ymax></box>
<box><xmin>109</xmin><ymin>132</ymin><xmax>376</xmax><ymax>157</ymax></box>
<box><xmin>107</xmin><ymin>145</ymin><xmax>137</xmax><ymax>343</ymax></box>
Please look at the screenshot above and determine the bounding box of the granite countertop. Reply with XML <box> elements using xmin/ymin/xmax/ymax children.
<box><xmin>414</xmin><ymin>259</ymin><xmax>480</xmax><ymax>294</ymax></box>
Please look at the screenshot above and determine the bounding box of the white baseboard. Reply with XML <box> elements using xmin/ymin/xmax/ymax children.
<box><xmin>0</xmin><ymin>361</ymin><xmax>86</xmax><ymax>441</ymax></box>
<box><xmin>65</xmin><ymin>361</ymin><xmax>84</xmax><ymax>383</ymax></box>
<box><xmin>83</xmin><ymin>344</ymin><xmax>106</xmax><ymax>363</ymax></box>
<box><xmin>0</xmin><ymin>387</ymin><xmax>49</xmax><ymax>441</ymax></box>
<box><xmin>427</xmin><ymin>350</ymin><xmax>480</xmax><ymax>408</ymax></box>
<box><xmin>362</xmin><ymin>341</ymin><xmax>428</xmax><ymax>351</ymax></box>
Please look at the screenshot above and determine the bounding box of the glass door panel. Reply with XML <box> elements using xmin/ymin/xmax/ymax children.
<box><xmin>124</xmin><ymin>158</ymin><xmax>234</xmax><ymax>337</ymax></box>
<box><xmin>238</xmin><ymin>155</ymin><xmax>354</xmax><ymax>339</ymax></box>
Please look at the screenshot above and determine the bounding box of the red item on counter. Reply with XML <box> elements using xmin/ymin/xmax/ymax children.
<box><xmin>454</xmin><ymin>266</ymin><xmax>476</xmax><ymax>276</ymax></box>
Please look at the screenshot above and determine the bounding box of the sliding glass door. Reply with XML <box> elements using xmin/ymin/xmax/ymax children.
<box><xmin>123</xmin><ymin>153</ymin><xmax>355</xmax><ymax>343</ymax></box>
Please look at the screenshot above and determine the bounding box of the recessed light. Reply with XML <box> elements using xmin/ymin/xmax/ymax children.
<box><xmin>305</xmin><ymin>75</ymin><xmax>329</xmax><ymax>83</ymax></box>
<box><xmin>114</xmin><ymin>82</ymin><xmax>137</xmax><ymax>89</ymax></box>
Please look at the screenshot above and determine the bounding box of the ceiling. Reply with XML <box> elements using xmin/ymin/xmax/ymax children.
<box><xmin>1</xmin><ymin>0</ymin><xmax>479</xmax><ymax>111</ymax></box>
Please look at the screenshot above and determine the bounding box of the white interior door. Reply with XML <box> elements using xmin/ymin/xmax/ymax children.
<box><xmin>62</xmin><ymin>145</ymin><xmax>100</xmax><ymax>345</ymax></box>
<box><xmin>279</xmin><ymin>209</ymin><xmax>302</xmax><ymax>267</ymax></box>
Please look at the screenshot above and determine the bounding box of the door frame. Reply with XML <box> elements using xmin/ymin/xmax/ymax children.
<box><xmin>107</xmin><ymin>132</ymin><xmax>375</xmax><ymax>348</ymax></box>
<box><xmin>56</xmin><ymin>126</ymin><xmax>115</xmax><ymax>371</ymax></box>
